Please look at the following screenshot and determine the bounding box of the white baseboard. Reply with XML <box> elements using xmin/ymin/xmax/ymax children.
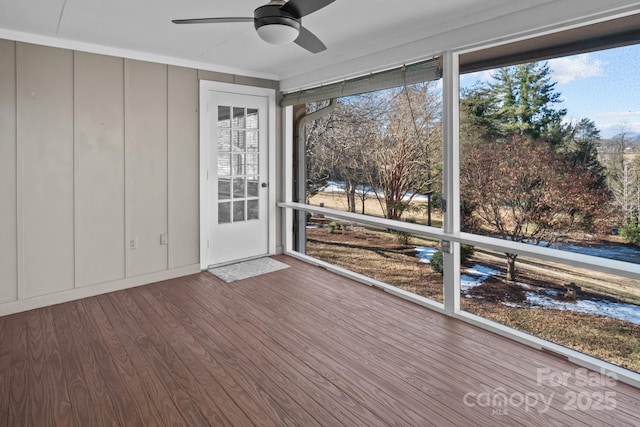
<box><xmin>0</xmin><ymin>264</ymin><xmax>201</xmax><ymax>317</ymax></box>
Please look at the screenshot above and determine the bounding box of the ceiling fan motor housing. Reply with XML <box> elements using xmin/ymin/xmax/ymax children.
<box><xmin>254</xmin><ymin>3</ymin><xmax>301</xmax><ymax>33</ymax></box>
<box><xmin>172</xmin><ymin>0</ymin><xmax>330</xmax><ymax>52</ymax></box>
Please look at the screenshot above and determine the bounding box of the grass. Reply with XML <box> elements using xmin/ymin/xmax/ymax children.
<box><xmin>307</xmin><ymin>226</ymin><xmax>443</xmax><ymax>302</ymax></box>
<box><xmin>305</xmin><ymin>224</ymin><xmax>640</xmax><ymax>373</ymax></box>
<box><xmin>309</xmin><ymin>193</ymin><xmax>444</xmax><ymax>227</ymax></box>
<box><xmin>467</xmin><ymin>299</ymin><xmax>640</xmax><ymax>372</ymax></box>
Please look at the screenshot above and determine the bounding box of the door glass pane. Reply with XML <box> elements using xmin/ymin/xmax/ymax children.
<box><xmin>233</xmin><ymin>130</ymin><xmax>246</xmax><ymax>151</ymax></box>
<box><xmin>218</xmin><ymin>106</ymin><xmax>231</xmax><ymax>127</ymax></box>
<box><xmin>218</xmin><ymin>202</ymin><xmax>231</xmax><ymax>224</ymax></box>
<box><xmin>247</xmin><ymin>177</ymin><xmax>259</xmax><ymax>197</ymax></box>
<box><xmin>219</xmin><ymin>178</ymin><xmax>231</xmax><ymax>200</ymax></box>
<box><xmin>246</xmin><ymin>154</ymin><xmax>259</xmax><ymax>175</ymax></box>
<box><xmin>233</xmin><ymin>201</ymin><xmax>245</xmax><ymax>222</ymax></box>
<box><xmin>218</xmin><ymin>129</ymin><xmax>231</xmax><ymax>151</ymax></box>
<box><xmin>247</xmin><ymin>131</ymin><xmax>259</xmax><ymax>151</ymax></box>
<box><xmin>247</xmin><ymin>200</ymin><xmax>259</xmax><ymax>220</ymax></box>
<box><xmin>233</xmin><ymin>178</ymin><xmax>245</xmax><ymax>198</ymax></box>
<box><xmin>233</xmin><ymin>154</ymin><xmax>245</xmax><ymax>175</ymax></box>
<box><xmin>233</xmin><ymin>107</ymin><xmax>245</xmax><ymax>128</ymax></box>
<box><xmin>247</xmin><ymin>108</ymin><xmax>259</xmax><ymax>129</ymax></box>
<box><xmin>218</xmin><ymin>154</ymin><xmax>231</xmax><ymax>176</ymax></box>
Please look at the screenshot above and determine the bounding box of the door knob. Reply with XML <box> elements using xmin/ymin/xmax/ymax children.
<box><xmin>261</xmin><ymin>182</ymin><xmax>268</xmax><ymax>188</ymax></box>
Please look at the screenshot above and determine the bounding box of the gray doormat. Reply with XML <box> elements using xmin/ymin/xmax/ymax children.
<box><xmin>208</xmin><ymin>257</ymin><xmax>290</xmax><ymax>283</ymax></box>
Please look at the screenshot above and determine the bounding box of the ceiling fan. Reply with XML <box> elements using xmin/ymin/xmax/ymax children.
<box><xmin>172</xmin><ymin>0</ymin><xmax>336</xmax><ymax>54</ymax></box>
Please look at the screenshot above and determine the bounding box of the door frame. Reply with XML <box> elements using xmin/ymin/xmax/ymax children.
<box><xmin>199</xmin><ymin>80</ymin><xmax>277</xmax><ymax>270</ymax></box>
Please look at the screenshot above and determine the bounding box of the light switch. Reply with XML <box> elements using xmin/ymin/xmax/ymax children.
<box><xmin>160</xmin><ymin>233</ymin><xmax>168</xmax><ymax>245</ymax></box>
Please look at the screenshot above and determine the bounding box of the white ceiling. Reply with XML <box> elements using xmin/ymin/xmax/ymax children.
<box><xmin>0</xmin><ymin>0</ymin><xmax>638</xmax><ymax>91</ymax></box>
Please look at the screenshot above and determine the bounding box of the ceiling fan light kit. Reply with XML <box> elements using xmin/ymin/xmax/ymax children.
<box><xmin>172</xmin><ymin>0</ymin><xmax>335</xmax><ymax>53</ymax></box>
<box><xmin>256</xmin><ymin>23</ymin><xmax>300</xmax><ymax>44</ymax></box>
<box><xmin>254</xmin><ymin>3</ymin><xmax>301</xmax><ymax>45</ymax></box>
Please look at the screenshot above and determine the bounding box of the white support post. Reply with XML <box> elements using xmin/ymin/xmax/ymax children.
<box><xmin>442</xmin><ymin>51</ymin><xmax>461</xmax><ymax>315</ymax></box>
<box><xmin>283</xmin><ymin>106</ymin><xmax>294</xmax><ymax>253</ymax></box>
<box><xmin>293</xmin><ymin>105</ymin><xmax>308</xmax><ymax>254</ymax></box>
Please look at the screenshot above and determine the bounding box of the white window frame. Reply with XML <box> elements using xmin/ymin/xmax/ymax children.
<box><xmin>279</xmin><ymin>27</ymin><xmax>640</xmax><ymax>390</ymax></box>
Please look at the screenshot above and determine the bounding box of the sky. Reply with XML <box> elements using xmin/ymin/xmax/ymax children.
<box><xmin>459</xmin><ymin>44</ymin><xmax>640</xmax><ymax>139</ymax></box>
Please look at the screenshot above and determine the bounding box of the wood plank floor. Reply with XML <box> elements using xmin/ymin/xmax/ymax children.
<box><xmin>1</xmin><ymin>255</ymin><xmax>639</xmax><ymax>426</ymax></box>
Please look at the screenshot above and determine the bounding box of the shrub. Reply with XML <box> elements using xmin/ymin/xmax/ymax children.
<box><xmin>430</xmin><ymin>244</ymin><xmax>474</xmax><ymax>274</ymax></box>
<box><xmin>396</xmin><ymin>218</ymin><xmax>416</xmax><ymax>245</ymax></box>
<box><xmin>619</xmin><ymin>215</ymin><xmax>639</xmax><ymax>244</ymax></box>
<box><xmin>461</xmin><ymin>244</ymin><xmax>475</xmax><ymax>263</ymax></box>
<box><xmin>430</xmin><ymin>250</ymin><xmax>443</xmax><ymax>273</ymax></box>
<box><xmin>328</xmin><ymin>221</ymin><xmax>341</xmax><ymax>234</ymax></box>
<box><xmin>396</xmin><ymin>231</ymin><xmax>411</xmax><ymax>245</ymax></box>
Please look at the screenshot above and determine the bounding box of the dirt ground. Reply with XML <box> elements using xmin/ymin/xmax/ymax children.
<box><xmin>305</xmin><ymin>224</ymin><xmax>640</xmax><ymax>372</ymax></box>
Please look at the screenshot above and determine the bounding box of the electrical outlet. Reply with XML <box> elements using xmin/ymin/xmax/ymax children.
<box><xmin>129</xmin><ymin>238</ymin><xmax>137</xmax><ymax>250</ymax></box>
<box><xmin>160</xmin><ymin>233</ymin><xmax>168</xmax><ymax>246</ymax></box>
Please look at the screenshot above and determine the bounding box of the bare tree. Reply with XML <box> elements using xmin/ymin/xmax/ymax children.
<box><xmin>605</xmin><ymin>124</ymin><xmax>637</xmax><ymax>223</ymax></box>
<box><xmin>306</xmin><ymin>82</ymin><xmax>442</xmax><ymax>220</ymax></box>
<box><xmin>367</xmin><ymin>83</ymin><xmax>442</xmax><ymax>220</ymax></box>
<box><xmin>308</xmin><ymin>98</ymin><xmax>379</xmax><ymax>213</ymax></box>
<box><xmin>461</xmin><ymin>136</ymin><xmax>609</xmax><ymax>281</ymax></box>
<box><xmin>304</xmin><ymin>102</ymin><xmax>333</xmax><ymax>203</ymax></box>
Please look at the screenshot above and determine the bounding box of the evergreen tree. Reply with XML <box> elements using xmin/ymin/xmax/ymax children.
<box><xmin>462</xmin><ymin>62</ymin><xmax>567</xmax><ymax>144</ymax></box>
<box><xmin>564</xmin><ymin>118</ymin><xmax>606</xmax><ymax>187</ymax></box>
<box><xmin>460</xmin><ymin>84</ymin><xmax>501</xmax><ymax>144</ymax></box>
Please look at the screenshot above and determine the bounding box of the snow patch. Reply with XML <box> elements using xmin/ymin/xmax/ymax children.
<box><xmin>415</xmin><ymin>246</ymin><xmax>438</xmax><ymax>264</ymax></box>
<box><xmin>461</xmin><ymin>264</ymin><xmax>501</xmax><ymax>291</ymax></box>
<box><xmin>414</xmin><ymin>245</ymin><xmax>640</xmax><ymax>325</ymax></box>
<box><xmin>525</xmin><ymin>291</ymin><xmax>640</xmax><ymax>325</ymax></box>
<box><xmin>320</xmin><ymin>181</ymin><xmax>432</xmax><ymax>202</ymax></box>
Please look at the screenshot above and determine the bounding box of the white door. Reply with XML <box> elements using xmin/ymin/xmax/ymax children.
<box><xmin>206</xmin><ymin>90</ymin><xmax>270</xmax><ymax>266</ymax></box>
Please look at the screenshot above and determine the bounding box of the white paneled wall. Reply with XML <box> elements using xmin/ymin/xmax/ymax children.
<box><xmin>0</xmin><ymin>40</ymin><xmax>17</xmax><ymax>304</ymax></box>
<box><xmin>0</xmin><ymin>41</ymin><xmax>204</xmax><ymax>315</ymax></box>
<box><xmin>168</xmin><ymin>66</ymin><xmax>200</xmax><ymax>269</ymax></box>
<box><xmin>74</xmin><ymin>52</ymin><xmax>126</xmax><ymax>287</ymax></box>
<box><xmin>17</xmin><ymin>43</ymin><xmax>75</xmax><ymax>298</ymax></box>
<box><xmin>124</xmin><ymin>59</ymin><xmax>169</xmax><ymax>277</ymax></box>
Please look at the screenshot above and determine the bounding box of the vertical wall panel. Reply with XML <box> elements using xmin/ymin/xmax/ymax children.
<box><xmin>74</xmin><ymin>52</ymin><xmax>125</xmax><ymax>286</ymax></box>
<box><xmin>17</xmin><ymin>43</ymin><xmax>74</xmax><ymax>297</ymax></box>
<box><xmin>168</xmin><ymin>66</ymin><xmax>199</xmax><ymax>268</ymax></box>
<box><xmin>0</xmin><ymin>40</ymin><xmax>17</xmax><ymax>302</ymax></box>
<box><xmin>125</xmin><ymin>59</ymin><xmax>168</xmax><ymax>277</ymax></box>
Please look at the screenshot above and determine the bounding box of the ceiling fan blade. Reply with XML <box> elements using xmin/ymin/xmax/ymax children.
<box><xmin>172</xmin><ymin>17</ymin><xmax>254</xmax><ymax>24</ymax></box>
<box><xmin>294</xmin><ymin>26</ymin><xmax>326</xmax><ymax>54</ymax></box>
<box><xmin>281</xmin><ymin>0</ymin><xmax>335</xmax><ymax>18</ymax></box>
